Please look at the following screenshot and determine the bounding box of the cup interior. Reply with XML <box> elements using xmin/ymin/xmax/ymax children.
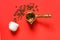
<box><xmin>26</xmin><ymin>12</ymin><xmax>35</xmax><ymax>20</ymax></box>
<box><xmin>26</xmin><ymin>12</ymin><xmax>36</xmax><ymax>24</ymax></box>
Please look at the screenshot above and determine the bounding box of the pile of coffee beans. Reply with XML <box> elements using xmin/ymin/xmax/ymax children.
<box><xmin>13</xmin><ymin>3</ymin><xmax>39</xmax><ymax>22</ymax></box>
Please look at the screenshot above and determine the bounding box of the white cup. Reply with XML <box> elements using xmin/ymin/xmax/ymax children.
<box><xmin>9</xmin><ymin>21</ymin><xmax>19</xmax><ymax>32</ymax></box>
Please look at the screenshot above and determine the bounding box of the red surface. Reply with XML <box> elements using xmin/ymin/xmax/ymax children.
<box><xmin>0</xmin><ymin>32</ymin><xmax>1</xmax><ymax>40</ymax></box>
<box><xmin>0</xmin><ymin>0</ymin><xmax>60</xmax><ymax>40</ymax></box>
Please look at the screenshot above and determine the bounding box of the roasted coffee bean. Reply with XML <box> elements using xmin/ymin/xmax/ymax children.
<box><xmin>27</xmin><ymin>3</ymin><xmax>34</xmax><ymax>10</ymax></box>
<box><xmin>13</xmin><ymin>18</ymin><xmax>17</xmax><ymax>22</ymax></box>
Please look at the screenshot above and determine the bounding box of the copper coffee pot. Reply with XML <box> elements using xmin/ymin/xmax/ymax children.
<box><xmin>26</xmin><ymin>11</ymin><xmax>52</xmax><ymax>24</ymax></box>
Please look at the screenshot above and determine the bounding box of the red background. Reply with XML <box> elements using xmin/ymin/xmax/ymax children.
<box><xmin>0</xmin><ymin>0</ymin><xmax>60</xmax><ymax>40</ymax></box>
